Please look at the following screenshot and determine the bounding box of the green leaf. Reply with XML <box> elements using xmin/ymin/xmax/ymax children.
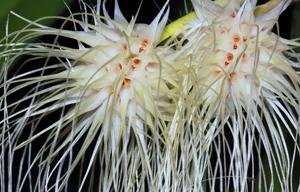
<box><xmin>0</xmin><ymin>0</ymin><xmax>73</xmax><ymax>38</ymax></box>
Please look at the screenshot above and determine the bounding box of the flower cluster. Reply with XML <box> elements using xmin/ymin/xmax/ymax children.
<box><xmin>176</xmin><ymin>0</ymin><xmax>300</xmax><ymax>190</ymax></box>
<box><xmin>0</xmin><ymin>0</ymin><xmax>299</xmax><ymax>191</ymax></box>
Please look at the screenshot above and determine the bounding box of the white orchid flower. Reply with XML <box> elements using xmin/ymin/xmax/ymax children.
<box><xmin>1</xmin><ymin>0</ymin><xmax>300</xmax><ymax>191</ymax></box>
<box><xmin>171</xmin><ymin>0</ymin><xmax>300</xmax><ymax>191</ymax></box>
<box><xmin>0</xmin><ymin>1</ymin><xmax>181</xmax><ymax>191</ymax></box>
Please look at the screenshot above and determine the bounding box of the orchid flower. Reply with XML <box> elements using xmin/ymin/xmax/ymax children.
<box><xmin>167</xmin><ymin>0</ymin><xmax>300</xmax><ymax>191</ymax></box>
<box><xmin>1</xmin><ymin>0</ymin><xmax>300</xmax><ymax>192</ymax></box>
<box><xmin>0</xmin><ymin>1</ymin><xmax>182</xmax><ymax>191</ymax></box>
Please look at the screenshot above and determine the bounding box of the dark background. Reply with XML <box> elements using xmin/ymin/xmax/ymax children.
<box><xmin>1</xmin><ymin>0</ymin><xmax>300</xmax><ymax>39</ymax></box>
<box><xmin>1</xmin><ymin>0</ymin><xmax>299</xmax><ymax>191</ymax></box>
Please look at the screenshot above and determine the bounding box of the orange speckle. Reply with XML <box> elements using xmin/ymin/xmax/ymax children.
<box><xmin>116</xmin><ymin>63</ymin><xmax>123</xmax><ymax>71</ymax></box>
<box><xmin>233</xmin><ymin>44</ymin><xmax>238</xmax><ymax>50</ymax></box>
<box><xmin>139</xmin><ymin>39</ymin><xmax>149</xmax><ymax>53</ymax></box>
<box><xmin>233</xmin><ymin>35</ymin><xmax>240</xmax><ymax>50</ymax></box>
<box><xmin>142</xmin><ymin>39</ymin><xmax>148</xmax><ymax>46</ymax></box>
<box><xmin>230</xmin><ymin>12</ymin><xmax>236</xmax><ymax>18</ymax></box>
<box><xmin>214</xmin><ymin>70</ymin><xmax>222</xmax><ymax>77</ymax></box>
<box><xmin>225</xmin><ymin>53</ymin><xmax>234</xmax><ymax>66</ymax></box>
<box><xmin>233</xmin><ymin>35</ymin><xmax>240</xmax><ymax>43</ymax></box>
<box><xmin>139</xmin><ymin>47</ymin><xmax>145</xmax><ymax>53</ymax></box>
<box><xmin>225</xmin><ymin>53</ymin><xmax>234</xmax><ymax>65</ymax></box>
<box><xmin>132</xmin><ymin>57</ymin><xmax>141</xmax><ymax>68</ymax></box>
<box><xmin>226</xmin><ymin>53</ymin><xmax>234</xmax><ymax>61</ymax></box>
<box><xmin>229</xmin><ymin>72</ymin><xmax>237</xmax><ymax>81</ymax></box>
<box><xmin>122</xmin><ymin>78</ymin><xmax>131</xmax><ymax>88</ymax></box>
<box><xmin>123</xmin><ymin>44</ymin><xmax>128</xmax><ymax>50</ymax></box>
<box><xmin>145</xmin><ymin>62</ymin><xmax>158</xmax><ymax>71</ymax></box>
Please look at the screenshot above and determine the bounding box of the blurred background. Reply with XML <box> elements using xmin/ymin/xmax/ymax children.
<box><xmin>0</xmin><ymin>0</ymin><xmax>299</xmax><ymax>39</ymax></box>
